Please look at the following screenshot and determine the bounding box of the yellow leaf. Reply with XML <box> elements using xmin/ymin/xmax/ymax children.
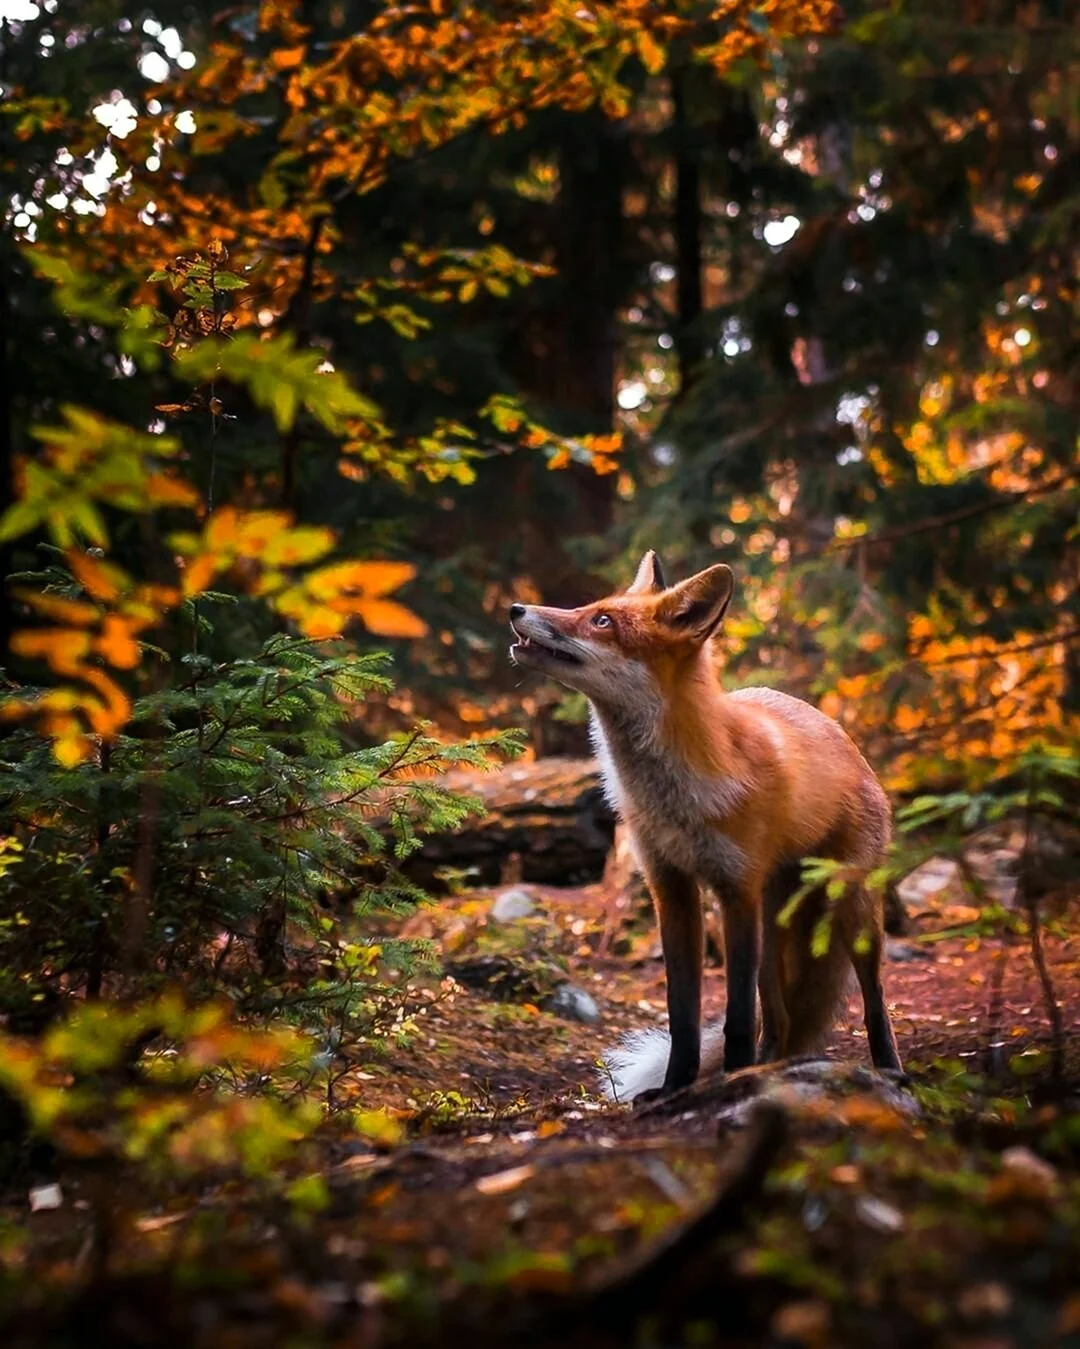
<box><xmin>54</xmin><ymin>728</ymin><xmax>92</xmax><ymax>768</ymax></box>
<box><xmin>296</xmin><ymin>605</ymin><xmax>346</xmax><ymax>640</ymax></box>
<box><xmin>262</xmin><ymin>525</ymin><xmax>335</xmax><ymax>567</ymax></box>
<box><xmin>357</xmin><ymin>599</ymin><xmax>427</xmax><ymax>639</ymax></box>
<box><xmin>235</xmin><ymin>510</ymin><xmax>293</xmax><ymax>556</ymax></box>
<box><xmin>353</xmin><ymin>1109</ymin><xmax>404</xmax><ymax>1148</ymax></box>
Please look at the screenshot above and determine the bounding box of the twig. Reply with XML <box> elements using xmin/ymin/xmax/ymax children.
<box><xmin>829</xmin><ymin>469</ymin><xmax>1077</xmax><ymax>552</ymax></box>
<box><xmin>1017</xmin><ymin>765</ymin><xmax>1065</xmax><ymax>1088</ymax></box>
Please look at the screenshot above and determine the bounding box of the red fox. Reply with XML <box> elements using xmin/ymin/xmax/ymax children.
<box><xmin>509</xmin><ymin>551</ymin><xmax>902</xmax><ymax>1103</ymax></box>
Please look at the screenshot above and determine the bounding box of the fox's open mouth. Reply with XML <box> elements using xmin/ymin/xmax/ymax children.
<box><xmin>510</xmin><ymin>630</ymin><xmax>583</xmax><ymax>666</ymax></box>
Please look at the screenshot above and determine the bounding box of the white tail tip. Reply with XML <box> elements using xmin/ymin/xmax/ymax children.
<box><xmin>598</xmin><ymin>1025</ymin><xmax>726</xmax><ymax>1103</ymax></box>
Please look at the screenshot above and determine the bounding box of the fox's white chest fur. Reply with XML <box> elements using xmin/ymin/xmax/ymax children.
<box><xmin>589</xmin><ymin>708</ymin><xmax>749</xmax><ymax>889</ymax></box>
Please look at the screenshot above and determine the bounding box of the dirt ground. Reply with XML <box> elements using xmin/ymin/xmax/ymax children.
<box><xmin>4</xmin><ymin>877</ymin><xmax>1079</xmax><ymax>1349</ymax></box>
<box><xmin>369</xmin><ymin>877</ymin><xmax>1080</xmax><ymax>1110</ymax></box>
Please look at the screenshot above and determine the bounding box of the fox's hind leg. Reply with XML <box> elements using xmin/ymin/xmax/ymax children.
<box><xmin>839</xmin><ymin>897</ymin><xmax>902</xmax><ymax>1072</ymax></box>
<box><xmin>758</xmin><ymin>864</ymin><xmax>801</xmax><ymax>1061</ymax></box>
<box><xmin>757</xmin><ymin>948</ymin><xmax>788</xmax><ymax>1063</ymax></box>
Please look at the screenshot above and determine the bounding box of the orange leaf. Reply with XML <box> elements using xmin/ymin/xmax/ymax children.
<box><xmin>68</xmin><ymin>553</ymin><xmax>126</xmax><ymax>602</ymax></box>
<box><xmin>357</xmin><ymin>599</ymin><xmax>427</xmax><ymax>639</ymax></box>
<box><xmin>271</xmin><ymin>45</ymin><xmax>306</xmax><ymax>69</ymax></box>
<box><xmin>205</xmin><ymin>506</ymin><xmax>242</xmax><ymax>552</ymax></box>
<box><xmin>78</xmin><ymin>668</ymin><xmax>132</xmax><ymax>735</ymax></box>
<box><xmin>346</xmin><ymin>559</ymin><xmax>418</xmax><ymax>598</ymax></box>
<box><xmin>11</xmin><ymin>628</ymin><xmax>92</xmax><ymax>666</ymax></box>
<box><xmin>17</xmin><ymin>592</ymin><xmax>99</xmax><ymax>626</ymax></box>
<box><xmin>95</xmin><ymin>616</ymin><xmax>141</xmax><ymax>669</ymax></box>
<box><xmin>305</xmin><ymin>559</ymin><xmax>416</xmax><ymax>602</ymax></box>
<box><xmin>182</xmin><ymin>552</ymin><xmax>222</xmax><ymax>597</ymax></box>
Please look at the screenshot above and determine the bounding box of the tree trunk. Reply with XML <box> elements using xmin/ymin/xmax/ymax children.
<box><xmin>672</xmin><ymin>69</ymin><xmax>704</xmax><ymax>396</ymax></box>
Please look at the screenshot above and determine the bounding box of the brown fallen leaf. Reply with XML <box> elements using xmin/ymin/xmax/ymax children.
<box><xmin>958</xmin><ymin>1282</ymin><xmax>1012</xmax><ymax>1321</ymax></box>
<box><xmin>135</xmin><ymin>1212</ymin><xmax>188</xmax><ymax>1233</ymax></box>
<box><xmin>772</xmin><ymin>1299</ymin><xmax>831</xmax><ymax>1347</ymax></box>
<box><xmin>475</xmin><ymin>1164</ymin><xmax>535</xmax><ymax>1196</ymax></box>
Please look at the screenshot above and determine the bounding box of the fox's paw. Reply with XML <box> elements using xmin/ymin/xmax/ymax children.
<box><xmin>630</xmin><ymin>1087</ymin><xmax>667</xmax><ymax>1110</ymax></box>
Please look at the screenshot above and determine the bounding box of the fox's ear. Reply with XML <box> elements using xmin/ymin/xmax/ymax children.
<box><xmin>657</xmin><ymin>564</ymin><xmax>734</xmax><ymax>640</ymax></box>
<box><xmin>626</xmin><ymin>550</ymin><xmax>667</xmax><ymax>595</ymax></box>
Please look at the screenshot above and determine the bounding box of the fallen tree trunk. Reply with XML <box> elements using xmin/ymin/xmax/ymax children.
<box><xmin>367</xmin><ymin>755</ymin><xmax>908</xmax><ymax>934</ymax></box>
<box><xmin>376</xmin><ymin>757</ymin><xmax>616</xmax><ymax>890</ymax></box>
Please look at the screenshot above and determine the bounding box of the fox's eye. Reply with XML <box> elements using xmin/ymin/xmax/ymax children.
<box><xmin>592</xmin><ymin>613</ymin><xmax>612</xmax><ymax>629</ymax></box>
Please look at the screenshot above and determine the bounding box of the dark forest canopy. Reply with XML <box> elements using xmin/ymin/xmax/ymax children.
<box><xmin>2</xmin><ymin>0</ymin><xmax>1075</xmax><ymax>778</ymax></box>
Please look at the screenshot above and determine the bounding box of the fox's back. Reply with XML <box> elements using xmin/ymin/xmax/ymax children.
<box><xmin>728</xmin><ymin>685</ymin><xmax>891</xmax><ymax>866</ymax></box>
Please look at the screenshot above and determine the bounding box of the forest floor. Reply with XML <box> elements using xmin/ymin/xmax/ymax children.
<box><xmin>4</xmin><ymin>868</ymin><xmax>1080</xmax><ymax>1348</ymax></box>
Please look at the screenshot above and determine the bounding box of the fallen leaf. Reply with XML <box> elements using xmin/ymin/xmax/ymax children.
<box><xmin>854</xmin><ymin>1194</ymin><xmax>905</xmax><ymax>1233</ymax></box>
<box><xmin>29</xmin><ymin>1184</ymin><xmax>63</xmax><ymax>1212</ymax></box>
<box><xmin>475</xmin><ymin>1164</ymin><xmax>535</xmax><ymax>1195</ymax></box>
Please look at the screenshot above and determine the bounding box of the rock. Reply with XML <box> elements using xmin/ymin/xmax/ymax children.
<box><xmin>895</xmin><ymin>857</ymin><xmax>962</xmax><ymax>914</ymax></box>
<box><xmin>713</xmin><ymin>1060</ymin><xmax>921</xmax><ymax>1130</ymax></box>
<box><xmin>546</xmin><ymin>983</ymin><xmax>601</xmax><ymax>1024</ymax></box>
<box><xmin>490</xmin><ymin>887</ymin><xmax>536</xmax><ymax>922</ymax></box>
<box><xmin>886</xmin><ymin>938</ymin><xmax>933</xmax><ymax>962</ymax></box>
<box><xmin>991</xmin><ymin>1146</ymin><xmax>1059</xmax><ymax>1202</ymax></box>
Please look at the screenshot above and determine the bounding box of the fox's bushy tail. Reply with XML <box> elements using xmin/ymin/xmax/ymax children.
<box><xmin>776</xmin><ymin>886</ymin><xmax>855</xmax><ymax>1058</ymax></box>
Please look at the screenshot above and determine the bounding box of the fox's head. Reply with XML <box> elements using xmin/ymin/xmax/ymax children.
<box><xmin>508</xmin><ymin>551</ymin><xmax>733</xmax><ymax>711</ymax></box>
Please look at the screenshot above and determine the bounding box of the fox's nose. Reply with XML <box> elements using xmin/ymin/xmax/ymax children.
<box><xmin>509</xmin><ymin>603</ymin><xmax>526</xmax><ymax>622</ymax></box>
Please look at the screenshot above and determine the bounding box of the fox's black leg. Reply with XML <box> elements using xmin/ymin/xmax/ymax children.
<box><xmin>844</xmin><ymin>913</ymin><xmax>903</xmax><ymax>1072</ymax></box>
<box><xmin>720</xmin><ymin>889</ymin><xmax>761</xmax><ymax>1072</ymax></box>
<box><xmin>643</xmin><ymin>856</ymin><xmax>702</xmax><ymax>1094</ymax></box>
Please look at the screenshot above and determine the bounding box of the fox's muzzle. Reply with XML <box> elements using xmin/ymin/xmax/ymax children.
<box><xmin>508</xmin><ymin>605</ymin><xmax>586</xmax><ymax>671</ymax></box>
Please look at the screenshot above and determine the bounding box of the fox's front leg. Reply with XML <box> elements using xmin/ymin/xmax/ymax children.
<box><xmin>719</xmin><ymin>887</ymin><xmax>761</xmax><ymax>1072</ymax></box>
<box><xmin>644</xmin><ymin>856</ymin><xmax>703</xmax><ymax>1094</ymax></box>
